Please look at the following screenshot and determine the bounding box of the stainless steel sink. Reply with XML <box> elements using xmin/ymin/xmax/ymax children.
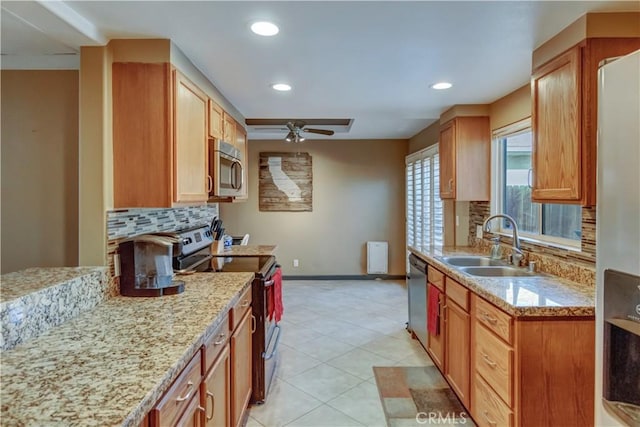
<box><xmin>459</xmin><ymin>266</ymin><xmax>539</xmax><ymax>277</ymax></box>
<box><xmin>442</xmin><ymin>256</ymin><xmax>506</xmax><ymax>267</ymax></box>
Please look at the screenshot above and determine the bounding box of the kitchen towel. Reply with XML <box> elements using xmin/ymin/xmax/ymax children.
<box><xmin>427</xmin><ymin>285</ymin><xmax>440</xmax><ymax>335</ymax></box>
<box><xmin>268</xmin><ymin>267</ymin><xmax>284</xmax><ymax>323</ymax></box>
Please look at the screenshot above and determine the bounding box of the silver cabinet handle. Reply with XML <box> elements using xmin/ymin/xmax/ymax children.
<box><xmin>527</xmin><ymin>168</ymin><xmax>533</xmax><ymax>189</ymax></box>
<box><xmin>482</xmin><ymin>410</ymin><xmax>497</xmax><ymax>426</ymax></box>
<box><xmin>480</xmin><ymin>311</ymin><xmax>498</xmax><ymax>325</ymax></box>
<box><xmin>206</xmin><ymin>391</ymin><xmax>215</xmax><ymax>421</ymax></box>
<box><xmin>251</xmin><ymin>314</ymin><xmax>257</xmax><ymax>333</ymax></box>
<box><xmin>207</xmin><ymin>175</ymin><xmax>213</xmax><ymax>193</ymax></box>
<box><xmin>213</xmin><ymin>333</ymin><xmax>226</xmax><ymax>345</ymax></box>
<box><xmin>175</xmin><ymin>381</ymin><xmax>194</xmax><ymax>402</ymax></box>
<box><xmin>241</xmin><ymin>299</ymin><xmax>250</xmax><ymax>308</ymax></box>
<box><xmin>448</xmin><ymin>178</ymin><xmax>453</xmax><ymax>192</ymax></box>
<box><xmin>481</xmin><ymin>352</ymin><xmax>497</xmax><ymax>368</ymax></box>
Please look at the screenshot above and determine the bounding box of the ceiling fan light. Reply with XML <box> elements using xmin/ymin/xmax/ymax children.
<box><xmin>250</xmin><ymin>21</ymin><xmax>279</xmax><ymax>36</ymax></box>
<box><xmin>285</xmin><ymin>131</ymin><xmax>295</xmax><ymax>142</ymax></box>
<box><xmin>297</xmin><ymin>136</ymin><xmax>305</xmax><ymax>142</ymax></box>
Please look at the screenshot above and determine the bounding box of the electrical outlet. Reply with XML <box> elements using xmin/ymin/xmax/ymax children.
<box><xmin>113</xmin><ymin>253</ymin><xmax>121</xmax><ymax>277</ymax></box>
<box><xmin>476</xmin><ymin>225</ymin><xmax>483</xmax><ymax>239</ymax></box>
<box><xmin>293</xmin><ymin>259</ymin><xmax>299</xmax><ymax>268</ymax></box>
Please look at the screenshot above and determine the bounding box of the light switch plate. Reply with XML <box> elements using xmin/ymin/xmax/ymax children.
<box><xmin>476</xmin><ymin>225</ymin><xmax>483</xmax><ymax>239</ymax></box>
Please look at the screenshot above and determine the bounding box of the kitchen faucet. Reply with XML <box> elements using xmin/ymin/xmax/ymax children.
<box><xmin>483</xmin><ymin>214</ymin><xmax>524</xmax><ymax>266</ymax></box>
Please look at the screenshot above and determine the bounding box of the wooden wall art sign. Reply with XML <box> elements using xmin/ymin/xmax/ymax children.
<box><xmin>259</xmin><ymin>152</ymin><xmax>312</xmax><ymax>212</ymax></box>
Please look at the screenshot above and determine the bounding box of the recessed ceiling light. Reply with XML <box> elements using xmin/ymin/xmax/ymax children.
<box><xmin>271</xmin><ymin>83</ymin><xmax>291</xmax><ymax>91</ymax></box>
<box><xmin>431</xmin><ymin>82</ymin><xmax>453</xmax><ymax>90</ymax></box>
<box><xmin>251</xmin><ymin>21</ymin><xmax>279</xmax><ymax>36</ymax></box>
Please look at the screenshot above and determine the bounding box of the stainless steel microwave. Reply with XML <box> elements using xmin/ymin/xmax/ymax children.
<box><xmin>209</xmin><ymin>139</ymin><xmax>244</xmax><ymax>197</ymax></box>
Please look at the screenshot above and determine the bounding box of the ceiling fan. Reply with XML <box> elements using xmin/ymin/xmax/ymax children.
<box><xmin>284</xmin><ymin>121</ymin><xmax>335</xmax><ymax>143</ymax></box>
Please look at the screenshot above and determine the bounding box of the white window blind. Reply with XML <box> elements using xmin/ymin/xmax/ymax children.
<box><xmin>406</xmin><ymin>145</ymin><xmax>443</xmax><ymax>258</ymax></box>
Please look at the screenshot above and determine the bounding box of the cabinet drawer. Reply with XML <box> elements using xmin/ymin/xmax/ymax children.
<box><xmin>445</xmin><ymin>278</ymin><xmax>469</xmax><ymax>312</ymax></box>
<box><xmin>203</xmin><ymin>313</ymin><xmax>231</xmax><ymax>373</ymax></box>
<box><xmin>475</xmin><ymin>296</ymin><xmax>513</xmax><ymax>344</ymax></box>
<box><xmin>427</xmin><ymin>266</ymin><xmax>444</xmax><ymax>291</ymax></box>
<box><xmin>473</xmin><ymin>373</ymin><xmax>513</xmax><ymax>427</ymax></box>
<box><xmin>150</xmin><ymin>351</ymin><xmax>203</xmax><ymax>427</ymax></box>
<box><xmin>231</xmin><ymin>285</ymin><xmax>252</xmax><ymax>331</ymax></box>
<box><xmin>474</xmin><ymin>324</ymin><xmax>513</xmax><ymax>407</ymax></box>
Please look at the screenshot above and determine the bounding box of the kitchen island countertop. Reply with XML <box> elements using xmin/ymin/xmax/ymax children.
<box><xmin>0</xmin><ymin>271</ymin><xmax>254</xmax><ymax>427</ymax></box>
<box><xmin>215</xmin><ymin>244</ymin><xmax>278</xmax><ymax>256</ymax></box>
<box><xmin>409</xmin><ymin>246</ymin><xmax>594</xmax><ymax>317</ymax></box>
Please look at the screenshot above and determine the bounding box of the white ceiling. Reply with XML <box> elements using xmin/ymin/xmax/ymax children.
<box><xmin>2</xmin><ymin>1</ymin><xmax>638</xmax><ymax>140</ymax></box>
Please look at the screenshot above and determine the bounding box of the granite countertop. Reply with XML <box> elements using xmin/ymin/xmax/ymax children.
<box><xmin>409</xmin><ymin>246</ymin><xmax>594</xmax><ymax>317</ymax></box>
<box><xmin>1</xmin><ymin>267</ymin><xmax>110</xmax><ymax>350</ymax></box>
<box><xmin>1</xmin><ymin>267</ymin><xmax>108</xmax><ymax>303</ymax></box>
<box><xmin>0</xmin><ymin>271</ymin><xmax>254</xmax><ymax>427</ymax></box>
<box><xmin>214</xmin><ymin>244</ymin><xmax>278</xmax><ymax>257</ymax></box>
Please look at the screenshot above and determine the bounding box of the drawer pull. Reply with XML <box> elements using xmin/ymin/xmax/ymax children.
<box><xmin>175</xmin><ymin>381</ymin><xmax>194</xmax><ymax>403</ymax></box>
<box><xmin>213</xmin><ymin>333</ymin><xmax>226</xmax><ymax>345</ymax></box>
<box><xmin>198</xmin><ymin>405</ymin><xmax>206</xmax><ymax>414</ymax></box>
<box><xmin>482</xmin><ymin>410</ymin><xmax>497</xmax><ymax>426</ymax></box>
<box><xmin>251</xmin><ymin>314</ymin><xmax>257</xmax><ymax>333</ymax></box>
<box><xmin>206</xmin><ymin>391</ymin><xmax>215</xmax><ymax>421</ymax></box>
<box><xmin>481</xmin><ymin>352</ymin><xmax>497</xmax><ymax>368</ymax></box>
<box><xmin>241</xmin><ymin>299</ymin><xmax>250</xmax><ymax>308</ymax></box>
<box><xmin>481</xmin><ymin>311</ymin><xmax>498</xmax><ymax>325</ymax></box>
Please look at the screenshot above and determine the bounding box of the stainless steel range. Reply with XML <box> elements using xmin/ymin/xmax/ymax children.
<box><xmin>210</xmin><ymin>255</ymin><xmax>281</xmax><ymax>405</ymax></box>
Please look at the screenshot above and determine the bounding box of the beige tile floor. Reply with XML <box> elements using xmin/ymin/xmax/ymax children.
<box><xmin>247</xmin><ymin>279</ymin><xmax>435</xmax><ymax>427</ymax></box>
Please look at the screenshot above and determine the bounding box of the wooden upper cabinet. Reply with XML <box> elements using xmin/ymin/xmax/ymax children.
<box><xmin>208</xmin><ymin>99</ymin><xmax>223</xmax><ymax>140</ymax></box>
<box><xmin>223</xmin><ymin>112</ymin><xmax>236</xmax><ymax>145</ymax></box>
<box><xmin>439</xmin><ymin>117</ymin><xmax>490</xmax><ymax>201</ymax></box>
<box><xmin>174</xmin><ymin>71</ymin><xmax>209</xmax><ymax>203</ymax></box>
<box><xmin>113</xmin><ymin>62</ymin><xmax>173</xmax><ymax>208</ymax></box>
<box><xmin>531</xmin><ymin>38</ymin><xmax>640</xmax><ymax>206</ymax></box>
<box><xmin>112</xmin><ymin>63</ymin><xmax>209</xmax><ymax>208</ymax></box>
<box><xmin>531</xmin><ymin>47</ymin><xmax>582</xmax><ymax>203</ymax></box>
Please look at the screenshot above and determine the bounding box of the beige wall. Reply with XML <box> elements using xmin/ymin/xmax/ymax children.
<box><xmin>1</xmin><ymin>70</ymin><xmax>79</xmax><ymax>273</ymax></box>
<box><xmin>489</xmin><ymin>84</ymin><xmax>531</xmax><ymax>131</ymax></box>
<box><xmin>219</xmin><ymin>139</ymin><xmax>408</xmax><ymax>276</ymax></box>
<box><xmin>408</xmin><ymin>120</ymin><xmax>439</xmax><ymax>154</ymax></box>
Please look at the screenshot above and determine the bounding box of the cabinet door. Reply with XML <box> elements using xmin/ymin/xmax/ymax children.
<box><xmin>426</xmin><ymin>284</ymin><xmax>445</xmax><ymax>370</ymax></box>
<box><xmin>445</xmin><ymin>301</ymin><xmax>470</xmax><ymax>408</ymax></box>
<box><xmin>174</xmin><ymin>71</ymin><xmax>209</xmax><ymax>203</ymax></box>
<box><xmin>235</xmin><ymin>122</ymin><xmax>248</xmax><ymax>200</ymax></box>
<box><xmin>223</xmin><ymin>112</ymin><xmax>236</xmax><ymax>145</ymax></box>
<box><xmin>208</xmin><ymin>100</ymin><xmax>223</xmax><ymax>140</ymax></box>
<box><xmin>231</xmin><ymin>309</ymin><xmax>252</xmax><ymax>427</ymax></box>
<box><xmin>531</xmin><ymin>46</ymin><xmax>582</xmax><ymax>202</ymax></box>
<box><xmin>439</xmin><ymin>121</ymin><xmax>456</xmax><ymax>199</ymax></box>
<box><xmin>202</xmin><ymin>344</ymin><xmax>230</xmax><ymax>427</ymax></box>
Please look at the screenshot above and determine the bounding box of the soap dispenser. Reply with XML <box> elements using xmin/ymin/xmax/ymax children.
<box><xmin>489</xmin><ymin>237</ymin><xmax>501</xmax><ymax>259</ymax></box>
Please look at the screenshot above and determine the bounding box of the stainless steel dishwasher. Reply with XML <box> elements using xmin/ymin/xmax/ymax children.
<box><xmin>408</xmin><ymin>254</ymin><xmax>428</xmax><ymax>347</ymax></box>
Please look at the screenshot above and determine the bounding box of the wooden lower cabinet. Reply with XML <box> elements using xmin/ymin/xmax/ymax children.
<box><xmin>201</xmin><ymin>344</ymin><xmax>230</xmax><ymax>427</ymax></box>
<box><xmin>422</xmin><ymin>264</ymin><xmax>594</xmax><ymax>427</ymax></box>
<box><xmin>231</xmin><ymin>309</ymin><xmax>252</xmax><ymax>427</ymax></box>
<box><xmin>445</xmin><ymin>300</ymin><xmax>470</xmax><ymax>408</ymax></box>
<box><xmin>426</xmin><ymin>283</ymin><xmax>445</xmax><ymax>370</ymax></box>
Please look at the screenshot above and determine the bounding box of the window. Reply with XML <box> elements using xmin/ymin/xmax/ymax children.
<box><xmin>494</xmin><ymin>119</ymin><xmax>581</xmax><ymax>246</ymax></box>
<box><xmin>406</xmin><ymin>145</ymin><xmax>444</xmax><ymax>257</ymax></box>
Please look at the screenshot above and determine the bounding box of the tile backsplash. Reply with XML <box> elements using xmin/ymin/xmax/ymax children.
<box><xmin>106</xmin><ymin>205</ymin><xmax>219</xmax><ymax>290</ymax></box>
<box><xmin>468</xmin><ymin>201</ymin><xmax>596</xmax><ymax>285</ymax></box>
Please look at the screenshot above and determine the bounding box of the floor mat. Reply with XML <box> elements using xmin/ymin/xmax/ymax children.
<box><xmin>373</xmin><ymin>366</ymin><xmax>474</xmax><ymax>426</ymax></box>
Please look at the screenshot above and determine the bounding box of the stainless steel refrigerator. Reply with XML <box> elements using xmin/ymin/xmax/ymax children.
<box><xmin>595</xmin><ymin>49</ymin><xmax>640</xmax><ymax>427</ymax></box>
